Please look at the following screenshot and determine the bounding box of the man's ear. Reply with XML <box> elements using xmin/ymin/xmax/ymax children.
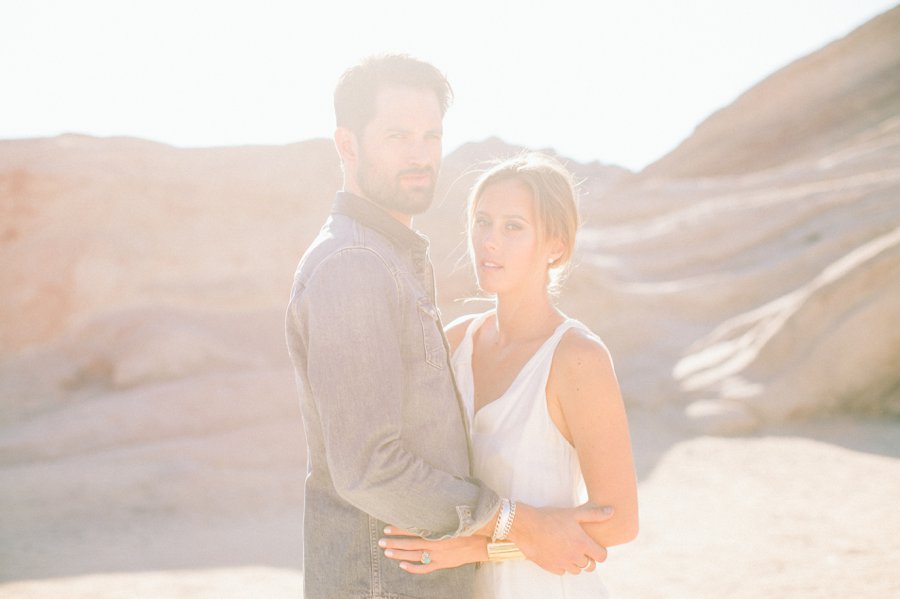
<box><xmin>334</xmin><ymin>127</ymin><xmax>358</xmax><ymax>166</ymax></box>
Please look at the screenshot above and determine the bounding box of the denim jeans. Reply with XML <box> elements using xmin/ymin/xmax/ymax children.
<box><xmin>286</xmin><ymin>192</ymin><xmax>500</xmax><ymax>598</ymax></box>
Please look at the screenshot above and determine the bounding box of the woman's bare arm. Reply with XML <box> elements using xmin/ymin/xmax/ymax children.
<box><xmin>547</xmin><ymin>329</ymin><xmax>639</xmax><ymax>547</ymax></box>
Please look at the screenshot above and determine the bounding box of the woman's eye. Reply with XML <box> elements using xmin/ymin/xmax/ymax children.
<box><xmin>505</xmin><ymin>222</ymin><xmax>522</xmax><ymax>231</ymax></box>
<box><xmin>475</xmin><ymin>218</ymin><xmax>490</xmax><ymax>227</ymax></box>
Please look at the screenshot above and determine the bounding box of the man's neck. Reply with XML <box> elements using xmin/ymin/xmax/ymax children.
<box><xmin>385</xmin><ymin>207</ymin><xmax>413</xmax><ymax>228</ymax></box>
<box><xmin>342</xmin><ymin>185</ymin><xmax>412</xmax><ymax>228</ymax></box>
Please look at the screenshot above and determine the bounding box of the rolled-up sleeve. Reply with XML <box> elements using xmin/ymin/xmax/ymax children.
<box><xmin>289</xmin><ymin>247</ymin><xmax>498</xmax><ymax>539</ymax></box>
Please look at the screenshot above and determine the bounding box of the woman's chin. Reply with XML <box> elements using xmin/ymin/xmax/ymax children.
<box><xmin>474</xmin><ymin>279</ymin><xmax>501</xmax><ymax>295</ymax></box>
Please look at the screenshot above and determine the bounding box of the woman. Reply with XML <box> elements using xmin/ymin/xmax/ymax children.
<box><xmin>381</xmin><ymin>152</ymin><xmax>638</xmax><ymax>598</ymax></box>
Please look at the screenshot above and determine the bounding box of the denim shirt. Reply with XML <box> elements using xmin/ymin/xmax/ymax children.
<box><xmin>286</xmin><ymin>192</ymin><xmax>500</xmax><ymax>599</ymax></box>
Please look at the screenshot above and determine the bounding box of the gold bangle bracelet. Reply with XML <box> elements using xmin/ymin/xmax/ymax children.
<box><xmin>486</xmin><ymin>541</ymin><xmax>525</xmax><ymax>561</ymax></box>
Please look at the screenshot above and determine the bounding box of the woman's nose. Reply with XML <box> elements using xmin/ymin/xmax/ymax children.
<box><xmin>481</xmin><ymin>228</ymin><xmax>498</xmax><ymax>249</ymax></box>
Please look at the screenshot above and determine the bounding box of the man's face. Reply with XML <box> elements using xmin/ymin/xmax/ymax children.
<box><xmin>355</xmin><ymin>86</ymin><xmax>443</xmax><ymax>216</ymax></box>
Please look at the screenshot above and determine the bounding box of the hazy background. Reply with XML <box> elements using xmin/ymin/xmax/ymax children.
<box><xmin>1</xmin><ymin>2</ymin><xmax>899</xmax><ymax>598</ymax></box>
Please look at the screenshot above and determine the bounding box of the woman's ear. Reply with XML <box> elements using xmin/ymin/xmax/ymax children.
<box><xmin>546</xmin><ymin>238</ymin><xmax>566</xmax><ymax>265</ymax></box>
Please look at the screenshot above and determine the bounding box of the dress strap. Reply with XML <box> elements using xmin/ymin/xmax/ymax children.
<box><xmin>526</xmin><ymin>319</ymin><xmax>592</xmax><ymax>391</ymax></box>
<box><xmin>464</xmin><ymin>311</ymin><xmax>493</xmax><ymax>343</ymax></box>
<box><xmin>450</xmin><ymin>310</ymin><xmax>494</xmax><ymax>362</ymax></box>
<box><xmin>535</xmin><ymin>319</ymin><xmax>582</xmax><ymax>360</ymax></box>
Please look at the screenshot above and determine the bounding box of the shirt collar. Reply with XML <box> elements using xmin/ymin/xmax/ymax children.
<box><xmin>332</xmin><ymin>191</ymin><xmax>430</xmax><ymax>254</ymax></box>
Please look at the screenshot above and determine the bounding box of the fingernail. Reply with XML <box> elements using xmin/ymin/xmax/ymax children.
<box><xmin>384</xmin><ymin>550</ymin><xmax>394</xmax><ymax>557</ymax></box>
<box><xmin>399</xmin><ymin>562</ymin><xmax>409</xmax><ymax>570</ymax></box>
<box><xmin>378</xmin><ymin>539</ymin><xmax>386</xmax><ymax>548</ymax></box>
<box><xmin>384</xmin><ymin>526</ymin><xmax>392</xmax><ymax>534</ymax></box>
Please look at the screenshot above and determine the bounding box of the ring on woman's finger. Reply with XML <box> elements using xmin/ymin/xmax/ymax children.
<box><xmin>420</xmin><ymin>551</ymin><xmax>432</xmax><ymax>565</ymax></box>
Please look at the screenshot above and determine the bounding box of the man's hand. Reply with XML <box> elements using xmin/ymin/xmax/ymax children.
<box><xmin>506</xmin><ymin>502</ymin><xmax>613</xmax><ymax>575</ymax></box>
<box><xmin>379</xmin><ymin>527</ymin><xmax>489</xmax><ymax>574</ymax></box>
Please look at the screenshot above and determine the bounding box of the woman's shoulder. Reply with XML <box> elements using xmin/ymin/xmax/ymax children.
<box><xmin>549</xmin><ymin>322</ymin><xmax>619</xmax><ymax>411</ymax></box>
<box><xmin>555</xmin><ymin>321</ymin><xmax>614</xmax><ymax>375</ymax></box>
<box><xmin>444</xmin><ymin>310</ymin><xmax>492</xmax><ymax>353</ymax></box>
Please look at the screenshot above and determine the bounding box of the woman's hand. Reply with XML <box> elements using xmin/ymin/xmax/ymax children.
<box><xmin>379</xmin><ymin>527</ymin><xmax>489</xmax><ymax>574</ymax></box>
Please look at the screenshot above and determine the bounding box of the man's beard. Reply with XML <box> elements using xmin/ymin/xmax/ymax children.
<box><xmin>356</xmin><ymin>153</ymin><xmax>437</xmax><ymax>216</ymax></box>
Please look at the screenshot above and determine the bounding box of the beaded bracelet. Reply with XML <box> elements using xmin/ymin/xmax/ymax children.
<box><xmin>491</xmin><ymin>499</ymin><xmax>510</xmax><ymax>542</ymax></box>
<box><xmin>500</xmin><ymin>499</ymin><xmax>516</xmax><ymax>539</ymax></box>
<box><xmin>491</xmin><ymin>498</ymin><xmax>517</xmax><ymax>541</ymax></box>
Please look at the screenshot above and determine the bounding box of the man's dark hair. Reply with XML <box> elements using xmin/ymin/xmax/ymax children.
<box><xmin>334</xmin><ymin>54</ymin><xmax>453</xmax><ymax>134</ymax></box>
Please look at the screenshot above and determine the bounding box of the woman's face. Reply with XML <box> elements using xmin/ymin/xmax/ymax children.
<box><xmin>471</xmin><ymin>178</ymin><xmax>556</xmax><ymax>296</ymax></box>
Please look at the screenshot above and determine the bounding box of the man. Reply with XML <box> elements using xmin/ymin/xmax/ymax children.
<box><xmin>285</xmin><ymin>54</ymin><xmax>611</xmax><ymax>599</ymax></box>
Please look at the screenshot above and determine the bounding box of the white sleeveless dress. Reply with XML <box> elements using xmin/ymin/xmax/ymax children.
<box><xmin>451</xmin><ymin>311</ymin><xmax>610</xmax><ymax>599</ymax></box>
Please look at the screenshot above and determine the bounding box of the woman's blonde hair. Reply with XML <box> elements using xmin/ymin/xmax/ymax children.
<box><xmin>467</xmin><ymin>152</ymin><xmax>581</xmax><ymax>293</ymax></box>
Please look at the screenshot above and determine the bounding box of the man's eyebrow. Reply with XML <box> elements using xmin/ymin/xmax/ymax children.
<box><xmin>383</xmin><ymin>127</ymin><xmax>442</xmax><ymax>134</ymax></box>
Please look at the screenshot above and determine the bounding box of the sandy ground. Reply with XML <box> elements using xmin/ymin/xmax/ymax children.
<box><xmin>2</xmin><ymin>405</ymin><xmax>898</xmax><ymax>599</ymax></box>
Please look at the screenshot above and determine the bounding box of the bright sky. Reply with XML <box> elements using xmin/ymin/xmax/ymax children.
<box><xmin>2</xmin><ymin>0</ymin><xmax>896</xmax><ymax>170</ymax></box>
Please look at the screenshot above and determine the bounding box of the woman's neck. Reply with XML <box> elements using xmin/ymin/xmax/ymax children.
<box><xmin>491</xmin><ymin>288</ymin><xmax>563</xmax><ymax>346</ymax></box>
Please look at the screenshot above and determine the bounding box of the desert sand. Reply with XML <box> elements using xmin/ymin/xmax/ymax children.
<box><xmin>2</xmin><ymin>7</ymin><xmax>899</xmax><ymax>599</ymax></box>
<box><xmin>2</xmin><ymin>411</ymin><xmax>898</xmax><ymax>599</ymax></box>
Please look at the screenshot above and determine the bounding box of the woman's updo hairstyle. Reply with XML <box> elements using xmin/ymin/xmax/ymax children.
<box><xmin>467</xmin><ymin>152</ymin><xmax>581</xmax><ymax>292</ymax></box>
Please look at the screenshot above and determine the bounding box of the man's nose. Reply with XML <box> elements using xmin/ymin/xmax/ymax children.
<box><xmin>407</xmin><ymin>137</ymin><xmax>437</xmax><ymax>165</ymax></box>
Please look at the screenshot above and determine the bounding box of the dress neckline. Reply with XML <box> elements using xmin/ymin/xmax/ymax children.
<box><xmin>467</xmin><ymin>312</ymin><xmax>574</xmax><ymax>422</ymax></box>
